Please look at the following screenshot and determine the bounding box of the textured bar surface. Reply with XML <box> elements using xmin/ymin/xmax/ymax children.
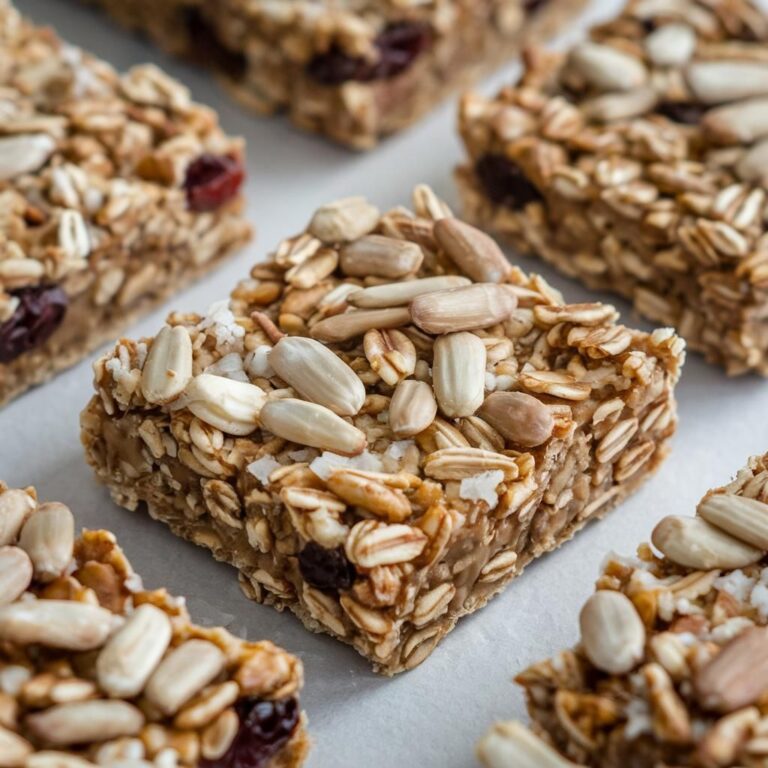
<box><xmin>0</xmin><ymin>0</ymin><xmax>251</xmax><ymax>407</ymax></box>
<box><xmin>487</xmin><ymin>453</ymin><xmax>768</xmax><ymax>768</ymax></box>
<box><xmin>79</xmin><ymin>0</ymin><xmax>586</xmax><ymax>149</ymax></box>
<box><xmin>458</xmin><ymin>0</ymin><xmax>768</xmax><ymax>375</ymax></box>
<box><xmin>0</xmin><ymin>482</ymin><xmax>308</xmax><ymax>767</ymax></box>
<box><xmin>81</xmin><ymin>186</ymin><xmax>684</xmax><ymax>675</ymax></box>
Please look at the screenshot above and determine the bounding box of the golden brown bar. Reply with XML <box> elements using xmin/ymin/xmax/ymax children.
<box><xmin>81</xmin><ymin>185</ymin><xmax>683</xmax><ymax>675</ymax></box>
<box><xmin>0</xmin><ymin>0</ymin><xmax>251</xmax><ymax>407</ymax></box>
<box><xmin>458</xmin><ymin>0</ymin><xmax>768</xmax><ymax>375</ymax></box>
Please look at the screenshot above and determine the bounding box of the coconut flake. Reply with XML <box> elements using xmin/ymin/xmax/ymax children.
<box><xmin>205</xmin><ymin>352</ymin><xmax>248</xmax><ymax>382</ymax></box>
<box><xmin>309</xmin><ymin>450</ymin><xmax>384</xmax><ymax>481</ymax></box>
<box><xmin>386</xmin><ymin>440</ymin><xmax>414</xmax><ymax>460</ymax></box>
<box><xmin>750</xmin><ymin>581</ymin><xmax>768</xmax><ymax>620</ymax></box>
<box><xmin>196</xmin><ymin>300</ymin><xmax>245</xmax><ymax>349</ymax></box>
<box><xmin>623</xmin><ymin>697</ymin><xmax>652</xmax><ymax>740</ymax></box>
<box><xmin>247</xmin><ymin>455</ymin><xmax>282</xmax><ymax>485</ymax></box>
<box><xmin>714</xmin><ymin>569</ymin><xmax>755</xmax><ymax>602</ymax></box>
<box><xmin>245</xmin><ymin>345</ymin><xmax>274</xmax><ymax>379</ymax></box>
<box><xmin>288</xmin><ymin>448</ymin><xmax>316</xmax><ymax>463</ymax></box>
<box><xmin>459</xmin><ymin>470</ymin><xmax>504</xmax><ymax>508</ymax></box>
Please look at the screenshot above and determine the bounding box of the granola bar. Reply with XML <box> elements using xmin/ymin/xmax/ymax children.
<box><xmin>479</xmin><ymin>452</ymin><xmax>768</xmax><ymax>768</ymax></box>
<box><xmin>0</xmin><ymin>0</ymin><xmax>251</xmax><ymax>407</ymax></box>
<box><xmin>0</xmin><ymin>482</ymin><xmax>308</xmax><ymax>767</ymax></box>
<box><xmin>457</xmin><ymin>0</ymin><xmax>768</xmax><ymax>375</ymax></box>
<box><xmin>78</xmin><ymin>0</ymin><xmax>587</xmax><ymax>149</ymax></box>
<box><xmin>80</xmin><ymin>186</ymin><xmax>684</xmax><ymax>675</ymax></box>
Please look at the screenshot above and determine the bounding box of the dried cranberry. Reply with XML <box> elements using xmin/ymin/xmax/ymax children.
<box><xmin>0</xmin><ymin>284</ymin><xmax>68</xmax><ymax>364</ymax></box>
<box><xmin>523</xmin><ymin>0</ymin><xmax>550</xmax><ymax>13</ymax></box>
<box><xmin>184</xmin><ymin>154</ymin><xmax>244</xmax><ymax>212</ymax></box>
<box><xmin>656</xmin><ymin>101</ymin><xmax>706</xmax><ymax>126</ymax></box>
<box><xmin>202</xmin><ymin>697</ymin><xmax>299</xmax><ymax>768</ymax></box>
<box><xmin>475</xmin><ymin>154</ymin><xmax>543</xmax><ymax>209</ymax></box>
<box><xmin>306</xmin><ymin>21</ymin><xmax>432</xmax><ymax>85</ymax></box>
<box><xmin>298</xmin><ymin>542</ymin><xmax>355</xmax><ymax>593</ymax></box>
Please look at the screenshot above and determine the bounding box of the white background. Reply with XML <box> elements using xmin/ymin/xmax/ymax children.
<box><xmin>6</xmin><ymin>1</ymin><xmax>768</xmax><ymax>765</ymax></box>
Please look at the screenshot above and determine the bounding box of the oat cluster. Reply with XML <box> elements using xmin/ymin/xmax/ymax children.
<box><xmin>458</xmin><ymin>0</ymin><xmax>768</xmax><ymax>374</ymax></box>
<box><xmin>0</xmin><ymin>483</ymin><xmax>307</xmax><ymax>767</ymax></box>
<box><xmin>82</xmin><ymin>186</ymin><xmax>684</xmax><ymax>674</ymax></box>
<box><xmin>480</xmin><ymin>453</ymin><xmax>768</xmax><ymax>768</ymax></box>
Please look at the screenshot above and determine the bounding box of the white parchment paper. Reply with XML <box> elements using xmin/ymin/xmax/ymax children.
<box><xmin>5</xmin><ymin>2</ymin><xmax>768</xmax><ymax>765</ymax></box>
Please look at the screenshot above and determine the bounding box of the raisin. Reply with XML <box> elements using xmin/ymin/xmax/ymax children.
<box><xmin>523</xmin><ymin>0</ymin><xmax>550</xmax><ymax>13</ymax></box>
<box><xmin>656</xmin><ymin>101</ymin><xmax>706</xmax><ymax>126</ymax></box>
<box><xmin>306</xmin><ymin>21</ymin><xmax>432</xmax><ymax>85</ymax></box>
<box><xmin>202</xmin><ymin>697</ymin><xmax>299</xmax><ymax>768</ymax></box>
<box><xmin>475</xmin><ymin>154</ymin><xmax>543</xmax><ymax>209</ymax></box>
<box><xmin>0</xmin><ymin>284</ymin><xmax>68</xmax><ymax>364</ymax></box>
<box><xmin>298</xmin><ymin>542</ymin><xmax>355</xmax><ymax>593</ymax></box>
<box><xmin>184</xmin><ymin>154</ymin><xmax>245</xmax><ymax>212</ymax></box>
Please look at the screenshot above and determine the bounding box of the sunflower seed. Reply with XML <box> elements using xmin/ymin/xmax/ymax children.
<box><xmin>0</xmin><ymin>134</ymin><xmax>56</xmax><ymax>180</ymax></box>
<box><xmin>0</xmin><ymin>546</ymin><xmax>33</xmax><ymax>606</ymax></box>
<box><xmin>0</xmin><ymin>488</ymin><xmax>35</xmax><ymax>546</ymax></box>
<box><xmin>310</xmin><ymin>307</ymin><xmax>411</xmax><ymax>343</ymax></box>
<box><xmin>702</xmin><ymin>97</ymin><xmax>768</xmax><ymax>144</ymax></box>
<box><xmin>260</xmin><ymin>398</ymin><xmax>367</xmax><ymax>456</ymax></box>
<box><xmin>477</xmin><ymin>720</ymin><xmax>581</xmax><ymax>768</ymax></box>
<box><xmin>568</xmin><ymin>42</ymin><xmax>647</xmax><ymax>92</ymax></box>
<box><xmin>579</xmin><ymin>590</ymin><xmax>645</xmax><ymax>674</ymax></box>
<box><xmin>389</xmin><ymin>379</ymin><xmax>437</xmax><ymax>438</ymax></box>
<box><xmin>651</xmin><ymin>515</ymin><xmax>762</xmax><ymax>570</ymax></box>
<box><xmin>478</xmin><ymin>392</ymin><xmax>554</xmax><ymax>447</ymax></box>
<box><xmin>696</xmin><ymin>493</ymin><xmax>768</xmax><ymax>550</ymax></box>
<box><xmin>347</xmin><ymin>275</ymin><xmax>472</xmax><ymax>309</ymax></box>
<box><xmin>145</xmin><ymin>639</ymin><xmax>226</xmax><ymax>716</ymax></box>
<box><xmin>644</xmin><ymin>23</ymin><xmax>695</xmax><ymax>67</ymax></box>
<box><xmin>410</xmin><ymin>284</ymin><xmax>517</xmax><ymax>334</ymax></box>
<box><xmin>0</xmin><ymin>725</ymin><xmax>32</xmax><ymax>766</ymax></box>
<box><xmin>433</xmin><ymin>332</ymin><xmax>486</xmax><ymax>418</ymax></box>
<box><xmin>340</xmin><ymin>235</ymin><xmax>423</xmax><ymax>278</ymax></box>
<box><xmin>694</xmin><ymin>626</ymin><xmax>768</xmax><ymax>713</ymax></box>
<box><xmin>737</xmin><ymin>137</ymin><xmax>768</xmax><ymax>184</ymax></box>
<box><xmin>433</xmin><ymin>218</ymin><xmax>512</xmax><ymax>283</ymax></box>
<box><xmin>26</xmin><ymin>700</ymin><xmax>144</xmax><ymax>745</ymax></box>
<box><xmin>185</xmin><ymin>373</ymin><xmax>266</xmax><ymax>436</ymax></box>
<box><xmin>96</xmin><ymin>603</ymin><xmax>173</xmax><ymax>698</ymax></box>
<box><xmin>57</xmin><ymin>209</ymin><xmax>90</xmax><ymax>260</ymax></box>
<box><xmin>27</xmin><ymin>754</ymin><xmax>95</xmax><ymax>768</ymax></box>
<box><xmin>18</xmin><ymin>502</ymin><xmax>74</xmax><ymax>583</ymax></box>
<box><xmin>308</xmin><ymin>196</ymin><xmax>380</xmax><ymax>243</ymax></box>
<box><xmin>269</xmin><ymin>336</ymin><xmax>365</xmax><ymax>416</ymax></box>
<box><xmin>686</xmin><ymin>61</ymin><xmax>768</xmax><ymax>104</ymax></box>
<box><xmin>0</xmin><ymin>600</ymin><xmax>114</xmax><ymax>650</ymax></box>
<box><xmin>141</xmin><ymin>325</ymin><xmax>193</xmax><ymax>405</ymax></box>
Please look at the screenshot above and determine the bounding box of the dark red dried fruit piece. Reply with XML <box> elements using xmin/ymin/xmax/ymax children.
<box><xmin>306</xmin><ymin>21</ymin><xmax>432</xmax><ymax>85</ymax></box>
<box><xmin>298</xmin><ymin>542</ymin><xmax>355</xmax><ymax>593</ymax></box>
<box><xmin>656</xmin><ymin>101</ymin><xmax>707</xmax><ymax>126</ymax></box>
<box><xmin>0</xmin><ymin>284</ymin><xmax>68</xmax><ymax>364</ymax></box>
<box><xmin>202</xmin><ymin>697</ymin><xmax>299</xmax><ymax>768</ymax></box>
<box><xmin>523</xmin><ymin>0</ymin><xmax>550</xmax><ymax>13</ymax></box>
<box><xmin>475</xmin><ymin>154</ymin><xmax>543</xmax><ymax>209</ymax></box>
<box><xmin>184</xmin><ymin>154</ymin><xmax>244</xmax><ymax>213</ymax></box>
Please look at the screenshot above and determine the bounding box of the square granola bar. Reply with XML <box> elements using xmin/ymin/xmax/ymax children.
<box><xmin>81</xmin><ymin>186</ymin><xmax>684</xmax><ymax>675</ymax></box>
<box><xmin>78</xmin><ymin>0</ymin><xmax>587</xmax><ymax>149</ymax></box>
<box><xmin>0</xmin><ymin>482</ymin><xmax>308</xmax><ymax>767</ymax></box>
<box><xmin>458</xmin><ymin>0</ymin><xmax>768</xmax><ymax>375</ymax></box>
<box><xmin>0</xmin><ymin>0</ymin><xmax>251</xmax><ymax>407</ymax></box>
<box><xmin>479</xmin><ymin>452</ymin><xmax>768</xmax><ymax>768</ymax></box>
